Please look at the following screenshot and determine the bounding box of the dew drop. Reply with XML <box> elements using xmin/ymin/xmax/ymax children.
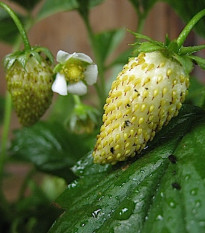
<box><xmin>169</xmin><ymin>201</ymin><xmax>176</xmax><ymax>208</ymax></box>
<box><xmin>160</xmin><ymin>192</ymin><xmax>164</xmax><ymax>197</ymax></box>
<box><xmin>190</xmin><ymin>188</ymin><xmax>198</xmax><ymax>196</ymax></box>
<box><xmin>185</xmin><ymin>174</ymin><xmax>191</xmax><ymax>181</ymax></box>
<box><xmin>156</xmin><ymin>214</ymin><xmax>163</xmax><ymax>221</ymax></box>
<box><xmin>80</xmin><ymin>220</ymin><xmax>88</xmax><ymax>227</ymax></box>
<box><xmin>68</xmin><ymin>180</ymin><xmax>78</xmax><ymax>189</ymax></box>
<box><xmin>115</xmin><ymin>199</ymin><xmax>135</xmax><ymax>220</ymax></box>
<box><xmin>92</xmin><ymin>208</ymin><xmax>101</xmax><ymax>218</ymax></box>
<box><xmin>195</xmin><ymin>200</ymin><xmax>201</xmax><ymax>208</ymax></box>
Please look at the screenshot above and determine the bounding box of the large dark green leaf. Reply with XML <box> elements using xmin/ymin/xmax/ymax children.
<box><xmin>0</xmin><ymin>8</ymin><xmax>22</xmax><ymax>44</ymax></box>
<box><xmin>48</xmin><ymin>105</ymin><xmax>205</xmax><ymax>233</ymax></box>
<box><xmin>95</xmin><ymin>29</ymin><xmax>125</xmax><ymax>65</ymax></box>
<box><xmin>37</xmin><ymin>0</ymin><xmax>105</xmax><ymax>21</ymax></box>
<box><xmin>9</xmin><ymin>121</ymin><xmax>94</xmax><ymax>181</ymax></box>
<box><xmin>163</xmin><ymin>0</ymin><xmax>205</xmax><ymax>38</ymax></box>
<box><xmin>9</xmin><ymin>0</ymin><xmax>41</xmax><ymax>10</ymax></box>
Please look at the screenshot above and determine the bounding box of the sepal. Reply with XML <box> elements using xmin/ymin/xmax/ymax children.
<box><xmin>180</xmin><ymin>45</ymin><xmax>205</xmax><ymax>55</ymax></box>
<box><xmin>189</xmin><ymin>55</ymin><xmax>205</xmax><ymax>70</ymax></box>
<box><xmin>133</xmin><ymin>42</ymin><xmax>164</xmax><ymax>56</ymax></box>
<box><xmin>172</xmin><ymin>54</ymin><xmax>193</xmax><ymax>74</ymax></box>
<box><xmin>3</xmin><ymin>46</ymin><xmax>54</xmax><ymax>71</ymax></box>
<box><xmin>68</xmin><ymin>103</ymin><xmax>100</xmax><ymax>134</ymax></box>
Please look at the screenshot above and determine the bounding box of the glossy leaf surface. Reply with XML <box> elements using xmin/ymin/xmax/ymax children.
<box><xmin>49</xmin><ymin>105</ymin><xmax>205</xmax><ymax>233</ymax></box>
<box><xmin>10</xmin><ymin>122</ymin><xmax>94</xmax><ymax>181</ymax></box>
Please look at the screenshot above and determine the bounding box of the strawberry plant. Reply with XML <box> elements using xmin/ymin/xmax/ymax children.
<box><xmin>0</xmin><ymin>0</ymin><xmax>205</xmax><ymax>233</ymax></box>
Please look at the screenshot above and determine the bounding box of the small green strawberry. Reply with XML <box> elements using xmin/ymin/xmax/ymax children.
<box><xmin>93</xmin><ymin>10</ymin><xmax>205</xmax><ymax>164</ymax></box>
<box><xmin>4</xmin><ymin>47</ymin><xmax>54</xmax><ymax>126</ymax></box>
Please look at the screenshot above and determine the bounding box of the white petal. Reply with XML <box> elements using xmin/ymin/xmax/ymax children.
<box><xmin>84</xmin><ymin>64</ymin><xmax>98</xmax><ymax>85</ymax></box>
<box><xmin>73</xmin><ymin>53</ymin><xmax>93</xmax><ymax>64</ymax></box>
<box><xmin>67</xmin><ymin>81</ymin><xmax>87</xmax><ymax>96</ymax></box>
<box><xmin>56</xmin><ymin>50</ymin><xmax>73</xmax><ymax>63</ymax></box>
<box><xmin>52</xmin><ymin>73</ymin><xmax>67</xmax><ymax>95</ymax></box>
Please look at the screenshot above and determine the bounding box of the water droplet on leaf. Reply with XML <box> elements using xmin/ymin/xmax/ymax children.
<box><xmin>92</xmin><ymin>209</ymin><xmax>101</xmax><ymax>218</ymax></box>
<box><xmin>156</xmin><ymin>214</ymin><xmax>163</xmax><ymax>221</ymax></box>
<box><xmin>195</xmin><ymin>200</ymin><xmax>201</xmax><ymax>208</ymax></box>
<box><xmin>169</xmin><ymin>201</ymin><xmax>176</xmax><ymax>208</ymax></box>
<box><xmin>185</xmin><ymin>174</ymin><xmax>191</xmax><ymax>180</ymax></box>
<box><xmin>190</xmin><ymin>188</ymin><xmax>198</xmax><ymax>196</ymax></box>
<box><xmin>115</xmin><ymin>199</ymin><xmax>135</xmax><ymax>220</ymax></box>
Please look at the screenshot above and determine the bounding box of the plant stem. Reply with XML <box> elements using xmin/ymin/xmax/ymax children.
<box><xmin>0</xmin><ymin>92</ymin><xmax>12</xmax><ymax>184</ymax></box>
<box><xmin>73</xmin><ymin>95</ymin><xmax>81</xmax><ymax>105</ymax></box>
<box><xmin>18</xmin><ymin>168</ymin><xmax>35</xmax><ymax>200</ymax></box>
<box><xmin>177</xmin><ymin>9</ymin><xmax>205</xmax><ymax>48</ymax></box>
<box><xmin>137</xmin><ymin>14</ymin><xmax>145</xmax><ymax>34</ymax></box>
<box><xmin>0</xmin><ymin>92</ymin><xmax>12</xmax><ymax>215</ymax></box>
<box><xmin>80</xmin><ymin>13</ymin><xmax>106</xmax><ymax>108</ymax></box>
<box><xmin>0</xmin><ymin>1</ymin><xmax>31</xmax><ymax>50</ymax></box>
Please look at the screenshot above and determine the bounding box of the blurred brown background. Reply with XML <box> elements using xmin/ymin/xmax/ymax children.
<box><xmin>0</xmin><ymin>0</ymin><xmax>204</xmax><ymax>200</ymax></box>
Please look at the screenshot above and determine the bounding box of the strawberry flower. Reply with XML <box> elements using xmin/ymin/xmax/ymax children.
<box><xmin>52</xmin><ymin>50</ymin><xmax>98</xmax><ymax>96</ymax></box>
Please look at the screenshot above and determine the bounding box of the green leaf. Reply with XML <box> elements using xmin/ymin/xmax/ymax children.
<box><xmin>163</xmin><ymin>0</ymin><xmax>205</xmax><ymax>38</ymax></box>
<box><xmin>9</xmin><ymin>121</ymin><xmax>93</xmax><ymax>181</ymax></box>
<box><xmin>129</xmin><ymin>0</ymin><xmax>158</xmax><ymax>17</ymax></box>
<box><xmin>0</xmin><ymin>8</ymin><xmax>22</xmax><ymax>44</ymax></box>
<box><xmin>88</xmin><ymin>0</ymin><xmax>105</xmax><ymax>8</ymax></box>
<box><xmin>95</xmin><ymin>29</ymin><xmax>125</xmax><ymax>65</ymax></box>
<box><xmin>37</xmin><ymin>0</ymin><xmax>105</xmax><ymax>21</ymax></box>
<box><xmin>9</xmin><ymin>0</ymin><xmax>41</xmax><ymax>10</ymax></box>
<box><xmin>37</xmin><ymin>0</ymin><xmax>79</xmax><ymax>20</ymax></box>
<box><xmin>49</xmin><ymin>105</ymin><xmax>205</xmax><ymax>233</ymax></box>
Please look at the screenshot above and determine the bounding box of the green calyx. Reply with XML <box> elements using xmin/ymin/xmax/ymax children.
<box><xmin>130</xmin><ymin>8</ymin><xmax>205</xmax><ymax>74</ymax></box>
<box><xmin>4</xmin><ymin>46</ymin><xmax>54</xmax><ymax>71</ymax></box>
<box><xmin>67</xmin><ymin>95</ymin><xmax>100</xmax><ymax>134</ymax></box>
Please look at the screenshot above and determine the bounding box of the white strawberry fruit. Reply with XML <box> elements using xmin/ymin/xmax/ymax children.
<box><xmin>93</xmin><ymin>10</ymin><xmax>205</xmax><ymax>164</ymax></box>
<box><xmin>93</xmin><ymin>51</ymin><xmax>188</xmax><ymax>164</ymax></box>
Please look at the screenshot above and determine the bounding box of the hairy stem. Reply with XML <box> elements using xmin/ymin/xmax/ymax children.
<box><xmin>0</xmin><ymin>1</ymin><xmax>31</xmax><ymax>50</ymax></box>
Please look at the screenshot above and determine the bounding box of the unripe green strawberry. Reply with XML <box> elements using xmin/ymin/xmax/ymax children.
<box><xmin>6</xmin><ymin>56</ymin><xmax>53</xmax><ymax>126</ymax></box>
<box><xmin>93</xmin><ymin>51</ymin><xmax>189</xmax><ymax>164</ymax></box>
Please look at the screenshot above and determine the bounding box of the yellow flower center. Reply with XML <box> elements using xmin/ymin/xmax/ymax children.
<box><xmin>62</xmin><ymin>58</ymin><xmax>87</xmax><ymax>83</ymax></box>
